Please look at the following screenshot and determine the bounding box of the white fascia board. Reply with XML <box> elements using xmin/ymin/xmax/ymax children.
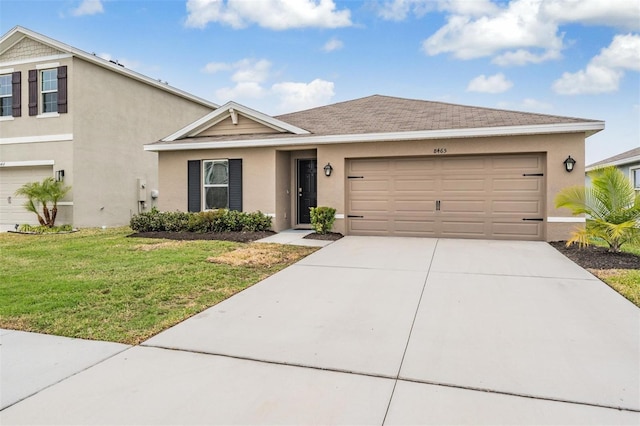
<box><xmin>0</xmin><ymin>134</ymin><xmax>73</xmax><ymax>145</ymax></box>
<box><xmin>586</xmin><ymin>155</ymin><xmax>640</xmax><ymax>172</ymax></box>
<box><xmin>0</xmin><ymin>160</ymin><xmax>55</xmax><ymax>167</ymax></box>
<box><xmin>0</xmin><ymin>26</ymin><xmax>218</xmax><ymax>110</ymax></box>
<box><xmin>146</xmin><ymin>121</ymin><xmax>605</xmax><ymax>152</ymax></box>
<box><xmin>161</xmin><ymin>101</ymin><xmax>310</xmax><ymax>141</ymax></box>
<box><xmin>547</xmin><ymin>217</ymin><xmax>586</xmax><ymax>223</ymax></box>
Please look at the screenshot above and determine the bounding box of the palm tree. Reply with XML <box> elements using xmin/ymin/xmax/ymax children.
<box><xmin>555</xmin><ymin>166</ymin><xmax>640</xmax><ymax>252</ymax></box>
<box><xmin>14</xmin><ymin>177</ymin><xmax>71</xmax><ymax>227</ymax></box>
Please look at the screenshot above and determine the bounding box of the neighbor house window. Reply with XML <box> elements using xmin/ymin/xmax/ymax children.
<box><xmin>203</xmin><ymin>160</ymin><xmax>229</xmax><ymax>209</ymax></box>
<box><xmin>0</xmin><ymin>74</ymin><xmax>11</xmax><ymax>116</ymax></box>
<box><xmin>41</xmin><ymin>68</ymin><xmax>58</xmax><ymax>113</ymax></box>
<box><xmin>633</xmin><ymin>168</ymin><xmax>640</xmax><ymax>190</ymax></box>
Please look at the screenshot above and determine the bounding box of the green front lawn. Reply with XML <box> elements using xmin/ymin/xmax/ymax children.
<box><xmin>589</xmin><ymin>240</ymin><xmax>640</xmax><ymax>308</ymax></box>
<box><xmin>0</xmin><ymin>228</ymin><xmax>316</xmax><ymax>344</ymax></box>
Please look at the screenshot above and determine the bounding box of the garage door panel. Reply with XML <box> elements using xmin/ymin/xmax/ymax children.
<box><xmin>492</xmin><ymin>200</ymin><xmax>543</xmax><ymax>215</ymax></box>
<box><xmin>492</xmin><ymin>178</ymin><xmax>542</xmax><ymax>192</ymax></box>
<box><xmin>394</xmin><ymin>178</ymin><xmax>437</xmax><ymax>192</ymax></box>
<box><xmin>347</xmin><ymin>154</ymin><xmax>545</xmax><ymax>240</ymax></box>
<box><xmin>492</xmin><ymin>222</ymin><xmax>543</xmax><ymax>238</ymax></box>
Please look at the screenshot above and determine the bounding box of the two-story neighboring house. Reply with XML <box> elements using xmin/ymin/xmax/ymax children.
<box><xmin>0</xmin><ymin>26</ymin><xmax>218</xmax><ymax>230</ymax></box>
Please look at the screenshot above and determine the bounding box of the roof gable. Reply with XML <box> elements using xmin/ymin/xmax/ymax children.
<box><xmin>0</xmin><ymin>26</ymin><xmax>218</xmax><ymax>110</ymax></box>
<box><xmin>162</xmin><ymin>101</ymin><xmax>310</xmax><ymax>141</ymax></box>
<box><xmin>0</xmin><ymin>35</ymin><xmax>64</xmax><ymax>62</ymax></box>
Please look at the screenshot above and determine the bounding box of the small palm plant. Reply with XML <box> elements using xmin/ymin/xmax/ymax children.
<box><xmin>555</xmin><ymin>166</ymin><xmax>640</xmax><ymax>252</ymax></box>
<box><xmin>15</xmin><ymin>177</ymin><xmax>71</xmax><ymax>228</ymax></box>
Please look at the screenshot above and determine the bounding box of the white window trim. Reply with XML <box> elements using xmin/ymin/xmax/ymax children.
<box><xmin>0</xmin><ymin>73</ymin><xmax>12</xmax><ymax>118</ymax></box>
<box><xmin>202</xmin><ymin>159</ymin><xmax>229</xmax><ymax>210</ymax></box>
<box><xmin>630</xmin><ymin>166</ymin><xmax>640</xmax><ymax>190</ymax></box>
<box><xmin>0</xmin><ymin>116</ymin><xmax>14</xmax><ymax>122</ymax></box>
<box><xmin>40</xmin><ymin>68</ymin><xmax>58</xmax><ymax>114</ymax></box>
<box><xmin>0</xmin><ymin>134</ymin><xmax>73</xmax><ymax>145</ymax></box>
<box><xmin>0</xmin><ymin>160</ymin><xmax>55</xmax><ymax>168</ymax></box>
<box><xmin>36</xmin><ymin>62</ymin><xmax>61</xmax><ymax>69</ymax></box>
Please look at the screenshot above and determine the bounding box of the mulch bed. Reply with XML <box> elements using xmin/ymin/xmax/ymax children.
<box><xmin>549</xmin><ymin>241</ymin><xmax>640</xmax><ymax>270</ymax></box>
<box><xmin>128</xmin><ymin>231</ymin><xmax>275</xmax><ymax>243</ymax></box>
<box><xmin>303</xmin><ymin>232</ymin><xmax>343</xmax><ymax>241</ymax></box>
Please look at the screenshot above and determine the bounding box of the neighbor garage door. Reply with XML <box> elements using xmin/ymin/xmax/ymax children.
<box><xmin>0</xmin><ymin>166</ymin><xmax>54</xmax><ymax>230</ymax></box>
<box><xmin>346</xmin><ymin>154</ymin><xmax>545</xmax><ymax>240</ymax></box>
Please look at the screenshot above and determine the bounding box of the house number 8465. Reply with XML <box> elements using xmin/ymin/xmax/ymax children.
<box><xmin>433</xmin><ymin>148</ymin><xmax>447</xmax><ymax>154</ymax></box>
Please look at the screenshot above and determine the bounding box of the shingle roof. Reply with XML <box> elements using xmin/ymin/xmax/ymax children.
<box><xmin>587</xmin><ymin>147</ymin><xmax>640</xmax><ymax>169</ymax></box>
<box><xmin>274</xmin><ymin>95</ymin><xmax>598</xmax><ymax>135</ymax></box>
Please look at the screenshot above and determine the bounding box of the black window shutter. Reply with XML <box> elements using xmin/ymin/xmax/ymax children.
<box><xmin>228</xmin><ymin>159</ymin><xmax>243</xmax><ymax>211</ymax></box>
<box><xmin>28</xmin><ymin>69</ymin><xmax>37</xmax><ymax>116</ymax></box>
<box><xmin>187</xmin><ymin>160</ymin><xmax>202</xmax><ymax>212</ymax></box>
<box><xmin>11</xmin><ymin>71</ymin><xmax>21</xmax><ymax>117</ymax></box>
<box><xmin>57</xmin><ymin>66</ymin><xmax>68</xmax><ymax>113</ymax></box>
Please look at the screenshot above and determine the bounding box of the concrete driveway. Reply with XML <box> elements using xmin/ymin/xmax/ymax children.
<box><xmin>1</xmin><ymin>237</ymin><xmax>638</xmax><ymax>424</ymax></box>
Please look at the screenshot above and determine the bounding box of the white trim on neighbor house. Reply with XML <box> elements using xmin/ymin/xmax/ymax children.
<box><xmin>547</xmin><ymin>217</ymin><xmax>586</xmax><ymax>223</ymax></box>
<box><xmin>162</xmin><ymin>101</ymin><xmax>311</xmax><ymax>141</ymax></box>
<box><xmin>0</xmin><ymin>160</ymin><xmax>55</xmax><ymax>167</ymax></box>
<box><xmin>56</xmin><ymin>201</ymin><xmax>73</xmax><ymax>206</ymax></box>
<box><xmin>0</xmin><ymin>27</ymin><xmax>219</xmax><ymax>110</ymax></box>
<box><xmin>0</xmin><ymin>133</ymin><xmax>73</xmax><ymax>145</ymax></box>
<box><xmin>147</xmin><ymin>121</ymin><xmax>605</xmax><ymax>152</ymax></box>
<box><xmin>36</xmin><ymin>112</ymin><xmax>60</xmax><ymax>119</ymax></box>
<box><xmin>0</xmin><ymin>116</ymin><xmax>14</xmax><ymax>122</ymax></box>
<box><xmin>36</xmin><ymin>61</ymin><xmax>60</xmax><ymax>69</ymax></box>
<box><xmin>0</xmin><ymin>67</ymin><xmax>14</xmax><ymax>73</ymax></box>
<box><xmin>586</xmin><ymin>155</ymin><xmax>640</xmax><ymax>172</ymax></box>
<box><xmin>0</xmin><ymin>54</ymin><xmax>72</xmax><ymax>68</ymax></box>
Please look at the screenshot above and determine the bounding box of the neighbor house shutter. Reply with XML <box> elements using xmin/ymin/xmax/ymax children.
<box><xmin>11</xmin><ymin>71</ymin><xmax>21</xmax><ymax>117</ymax></box>
<box><xmin>28</xmin><ymin>69</ymin><xmax>37</xmax><ymax>116</ymax></box>
<box><xmin>187</xmin><ymin>160</ymin><xmax>202</xmax><ymax>212</ymax></box>
<box><xmin>57</xmin><ymin>66</ymin><xmax>68</xmax><ymax>113</ymax></box>
<box><xmin>228</xmin><ymin>159</ymin><xmax>243</xmax><ymax>211</ymax></box>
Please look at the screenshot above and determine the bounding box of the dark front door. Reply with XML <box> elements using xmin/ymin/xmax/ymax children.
<box><xmin>297</xmin><ymin>159</ymin><xmax>317</xmax><ymax>224</ymax></box>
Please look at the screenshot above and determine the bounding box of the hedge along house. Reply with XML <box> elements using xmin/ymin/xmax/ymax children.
<box><xmin>146</xmin><ymin>95</ymin><xmax>604</xmax><ymax>241</ymax></box>
<box><xmin>0</xmin><ymin>26</ymin><xmax>218</xmax><ymax>231</ymax></box>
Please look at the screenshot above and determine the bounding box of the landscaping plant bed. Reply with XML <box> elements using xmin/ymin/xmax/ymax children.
<box><xmin>303</xmin><ymin>232</ymin><xmax>343</xmax><ymax>241</ymax></box>
<box><xmin>549</xmin><ymin>241</ymin><xmax>640</xmax><ymax>270</ymax></box>
<box><xmin>128</xmin><ymin>230</ymin><xmax>275</xmax><ymax>243</ymax></box>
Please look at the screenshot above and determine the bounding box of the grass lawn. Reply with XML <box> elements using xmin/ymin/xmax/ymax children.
<box><xmin>589</xmin><ymin>240</ymin><xmax>640</xmax><ymax>308</ymax></box>
<box><xmin>0</xmin><ymin>227</ymin><xmax>317</xmax><ymax>344</ymax></box>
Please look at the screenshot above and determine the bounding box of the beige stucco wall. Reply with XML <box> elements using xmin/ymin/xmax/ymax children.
<box><xmin>157</xmin><ymin>131</ymin><xmax>588</xmax><ymax>240</ymax></box>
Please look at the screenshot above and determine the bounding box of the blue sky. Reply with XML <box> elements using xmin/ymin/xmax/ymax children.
<box><xmin>2</xmin><ymin>0</ymin><xmax>638</xmax><ymax>164</ymax></box>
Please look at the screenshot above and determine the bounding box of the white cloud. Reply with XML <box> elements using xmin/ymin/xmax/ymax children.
<box><xmin>185</xmin><ymin>0</ymin><xmax>352</xmax><ymax>30</ymax></box>
<box><xmin>492</xmin><ymin>47</ymin><xmax>562</xmax><ymax>66</ymax></box>
<box><xmin>499</xmin><ymin>98</ymin><xmax>553</xmax><ymax>112</ymax></box>
<box><xmin>542</xmin><ymin>0</ymin><xmax>640</xmax><ymax>31</ymax></box>
<box><xmin>272</xmin><ymin>79</ymin><xmax>335</xmax><ymax>112</ymax></box>
<box><xmin>553</xmin><ymin>34</ymin><xmax>640</xmax><ymax>94</ymax></box>
<box><xmin>467</xmin><ymin>73</ymin><xmax>513</xmax><ymax>93</ymax></box>
<box><xmin>377</xmin><ymin>0</ymin><xmax>496</xmax><ymax>21</ymax></box>
<box><xmin>71</xmin><ymin>0</ymin><xmax>104</xmax><ymax>16</ymax></box>
<box><xmin>206</xmin><ymin>57</ymin><xmax>335</xmax><ymax>111</ymax></box>
<box><xmin>322</xmin><ymin>37</ymin><xmax>344</xmax><ymax>52</ymax></box>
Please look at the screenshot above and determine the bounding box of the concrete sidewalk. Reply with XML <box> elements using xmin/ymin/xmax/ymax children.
<box><xmin>1</xmin><ymin>237</ymin><xmax>639</xmax><ymax>424</ymax></box>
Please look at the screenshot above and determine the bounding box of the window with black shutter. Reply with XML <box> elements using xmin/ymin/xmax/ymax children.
<box><xmin>28</xmin><ymin>69</ymin><xmax>38</xmax><ymax>116</ymax></box>
<box><xmin>11</xmin><ymin>71</ymin><xmax>21</xmax><ymax>117</ymax></box>
<box><xmin>57</xmin><ymin>66</ymin><xmax>67</xmax><ymax>113</ymax></box>
<box><xmin>187</xmin><ymin>160</ymin><xmax>201</xmax><ymax>212</ymax></box>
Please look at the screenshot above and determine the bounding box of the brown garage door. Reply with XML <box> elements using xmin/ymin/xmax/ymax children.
<box><xmin>346</xmin><ymin>154</ymin><xmax>545</xmax><ymax>240</ymax></box>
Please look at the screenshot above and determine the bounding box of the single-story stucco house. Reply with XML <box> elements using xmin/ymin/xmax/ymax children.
<box><xmin>145</xmin><ymin>95</ymin><xmax>604</xmax><ymax>241</ymax></box>
<box><xmin>586</xmin><ymin>147</ymin><xmax>640</xmax><ymax>191</ymax></box>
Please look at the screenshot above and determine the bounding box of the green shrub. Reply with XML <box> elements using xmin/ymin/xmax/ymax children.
<box><xmin>310</xmin><ymin>206</ymin><xmax>336</xmax><ymax>234</ymax></box>
<box><xmin>17</xmin><ymin>224</ymin><xmax>73</xmax><ymax>233</ymax></box>
<box><xmin>130</xmin><ymin>208</ymin><xmax>272</xmax><ymax>233</ymax></box>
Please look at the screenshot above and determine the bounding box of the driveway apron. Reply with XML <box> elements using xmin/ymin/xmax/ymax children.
<box><xmin>1</xmin><ymin>237</ymin><xmax>638</xmax><ymax>425</ymax></box>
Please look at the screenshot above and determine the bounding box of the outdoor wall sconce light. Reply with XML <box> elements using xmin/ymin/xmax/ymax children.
<box><xmin>324</xmin><ymin>163</ymin><xmax>333</xmax><ymax>177</ymax></box>
<box><xmin>55</xmin><ymin>169</ymin><xmax>65</xmax><ymax>182</ymax></box>
<box><xmin>563</xmin><ymin>156</ymin><xmax>576</xmax><ymax>173</ymax></box>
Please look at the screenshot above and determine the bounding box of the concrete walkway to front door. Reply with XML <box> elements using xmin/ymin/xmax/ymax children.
<box><xmin>2</xmin><ymin>237</ymin><xmax>638</xmax><ymax>424</ymax></box>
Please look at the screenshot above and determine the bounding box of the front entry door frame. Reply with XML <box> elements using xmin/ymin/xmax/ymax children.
<box><xmin>296</xmin><ymin>158</ymin><xmax>317</xmax><ymax>224</ymax></box>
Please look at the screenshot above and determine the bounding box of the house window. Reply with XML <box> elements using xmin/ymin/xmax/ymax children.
<box><xmin>633</xmin><ymin>168</ymin><xmax>640</xmax><ymax>190</ymax></box>
<box><xmin>41</xmin><ymin>68</ymin><xmax>58</xmax><ymax>113</ymax></box>
<box><xmin>0</xmin><ymin>74</ymin><xmax>11</xmax><ymax>116</ymax></box>
<box><xmin>203</xmin><ymin>160</ymin><xmax>229</xmax><ymax>209</ymax></box>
